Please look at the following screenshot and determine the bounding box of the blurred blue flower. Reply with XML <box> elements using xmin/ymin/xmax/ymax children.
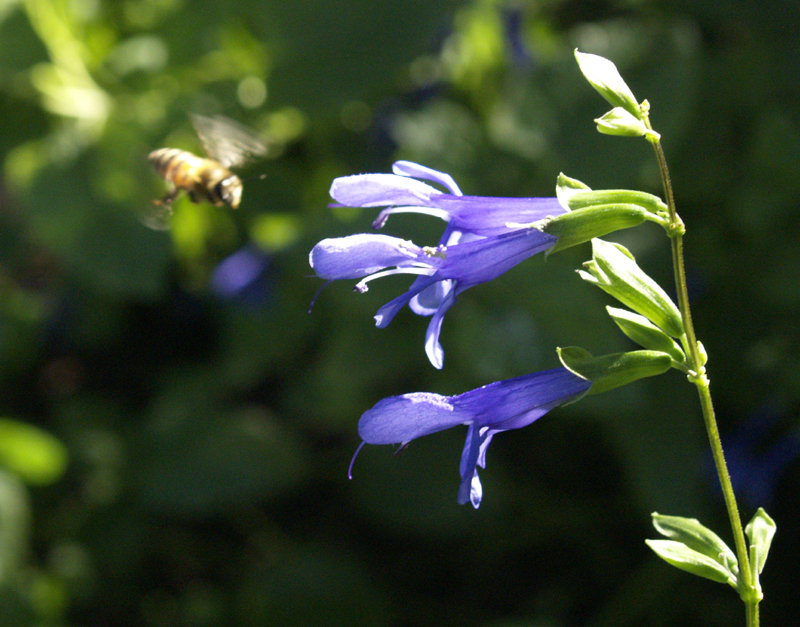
<box><xmin>309</xmin><ymin>228</ymin><xmax>556</xmax><ymax>369</ymax></box>
<box><xmin>210</xmin><ymin>245</ymin><xmax>272</xmax><ymax>305</ymax></box>
<box><xmin>705</xmin><ymin>405</ymin><xmax>800</xmax><ymax>509</ymax></box>
<box><xmin>353</xmin><ymin>367</ymin><xmax>592</xmax><ymax>508</ymax></box>
<box><xmin>502</xmin><ymin>7</ymin><xmax>535</xmax><ymax>69</ymax></box>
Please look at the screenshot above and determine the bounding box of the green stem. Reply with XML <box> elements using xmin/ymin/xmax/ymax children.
<box><xmin>644</xmin><ymin>115</ymin><xmax>759</xmax><ymax>626</ymax></box>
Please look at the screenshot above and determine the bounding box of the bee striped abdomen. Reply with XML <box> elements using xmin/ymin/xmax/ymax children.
<box><xmin>149</xmin><ymin>148</ymin><xmax>203</xmax><ymax>188</ymax></box>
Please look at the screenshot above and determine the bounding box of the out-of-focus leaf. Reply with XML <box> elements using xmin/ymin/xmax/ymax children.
<box><xmin>0</xmin><ymin>418</ymin><xmax>68</xmax><ymax>486</ymax></box>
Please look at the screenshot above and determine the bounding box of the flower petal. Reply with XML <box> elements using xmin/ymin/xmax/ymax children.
<box><xmin>309</xmin><ymin>234</ymin><xmax>422</xmax><ymax>280</ymax></box>
<box><xmin>330</xmin><ymin>173</ymin><xmax>440</xmax><ymax>207</ymax></box>
<box><xmin>424</xmin><ymin>286</ymin><xmax>456</xmax><ymax>370</ymax></box>
<box><xmin>434</xmin><ymin>195</ymin><xmax>566</xmax><ymax>236</ymax></box>
<box><xmin>458</xmin><ymin>424</ymin><xmax>483</xmax><ymax>507</ymax></box>
<box><xmin>392</xmin><ymin>161</ymin><xmax>463</xmax><ymax>195</ymax></box>
<box><xmin>358</xmin><ymin>392</ymin><xmax>472</xmax><ymax>444</ymax></box>
<box><xmin>373</xmin><ymin>272</ymin><xmax>443</xmax><ymax>328</ymax></box>
<box><xmin>409</xmin><ymin>279</ymin><xmax>453</xmax><ymax>316</ymax></box>
<box><xmin>455</xmin><ymin>368</ymin><xmax>591</xmax><ymax>430</ymax></box>
<box><xmin>434</xmin><ymin>228</ymin><xmax>557</xmax><ymax>286</ymax></box>
<box><xmin>356</xmin><ymin>368</ymin><xmax>592</xmax><ymax>508</ymax></box>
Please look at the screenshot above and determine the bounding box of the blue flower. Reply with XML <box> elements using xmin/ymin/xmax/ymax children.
<box><xmin>353</xmin><ymin>367</ymin><xmax>592</xmax><ymax>508</ymax></box>
<box><xmin>330</xmin><ymin>161</ymin><xmax>566</xmax><ymax>238</ymax></box>
<box><xmin>309</xmin><ymin>228</ymin><xmax>557</xmax><ymax>368</ymax></box>
<box><xmin>315</xmin><ymin>161</ymin><xmax>565</xmax><ymax>368</ymax></box>
<box><xmin>209</xmin><ymin>245</ymin><xmax>272</xmax><ymax>305</ymax></box>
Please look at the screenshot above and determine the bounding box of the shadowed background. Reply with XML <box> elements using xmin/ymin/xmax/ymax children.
<box><xmin>1</xmin><ymin>0</ymin><xmax>798</xmax><ymax>625</ymax></box>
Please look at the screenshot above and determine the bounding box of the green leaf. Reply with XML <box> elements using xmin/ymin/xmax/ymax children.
<box><xmin>574</xmin><ymin>50</ymin><xmax>640</xmax><ymax>118</ymax></box>
<box><xmin>595</xmin><ymin>107</ymin><xmax>647</xmax><ymax>137</ymax></box>
<box><xmin>646</xmin><ymin>539</ymin><xmax>737</xmax><ymax>586</ymax></box>
<box><xmin>607</xmin><ymin>307</ymin><xmax>686</xmax><ymax>363</ymax></box>
<box><xmin>579</xmin><ymin>239</ymin><xmax>684</xmax><ymax>338</ymax></box>
<box><xmin>745</xmin><ymin>508</ymin><xmax>776</xmax><ymax>575</ymax></box>
<box><xmin>652</xmin><ymin>513</ymin><xmax>738</xmax><ymax>573</ymax></box>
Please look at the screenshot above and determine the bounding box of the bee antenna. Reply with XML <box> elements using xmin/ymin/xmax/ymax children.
<box><xmin>243</xmin><ymin>173</ymin><xmax>267</xmax><ymax>183</ymax></box>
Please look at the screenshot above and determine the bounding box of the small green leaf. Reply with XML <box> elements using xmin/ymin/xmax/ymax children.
<box><xmin>579</xmin><ymin>239</ymin><xmax>684</xmax><ymax>338</ymax></box>
<box><xmin>557</xmin><ymin>347</ymin><xmax>673</xmax><ymax>395</ymax></box>
<box><xmin>652</xmin><ymin>513</ymin><xmax>738</xmax><ymax>573</ymax></box>
<box><xmin>607</xmin><ymin>307</ymin><xmax>686</xmax><ymax>363</ymax></box>
<box><xmin>745</xmin><ymin>508</ymin><xmax>776</xmax><ymax>575</ymax></box>
<box><xmin>595</xmin><ymin>107</ymin><xmax>647</xmax><ymax>137</ymax></box>
<box><xmin>574</xmin><ymin>50</ymin><xmax>640</xmax><ymax>118</ymax></box>
<box><xmin>646</xmin><ymin>539</ymin><xmax>737</xmax><ymax>586</ymax></box>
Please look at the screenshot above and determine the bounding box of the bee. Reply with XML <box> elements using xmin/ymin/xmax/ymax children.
<box><xmin>145</xmin><ymin>114</ymin><xmax>267</xmax><ymax>229</ymax></box>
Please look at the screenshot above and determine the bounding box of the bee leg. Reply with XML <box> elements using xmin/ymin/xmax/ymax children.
<box><xmin>153</xmin><ymin>187</ymin><xmax>180</xmax><ymax>206</ymax></box>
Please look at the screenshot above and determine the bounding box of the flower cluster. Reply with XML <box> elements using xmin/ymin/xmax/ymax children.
<box><xmin>310</xmin><ymin>161</ymin><xmax>592</xmax><ymax>507</ymax></box>
<box><xmin>310</xmin><ymin>161</ymin><xmax>566</xmax><ymax>369</ymax></box>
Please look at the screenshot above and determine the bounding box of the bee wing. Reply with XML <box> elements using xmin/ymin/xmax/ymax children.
<box><xmin>138</xmin><ymin>202</ymin><xmax>174</xmax><ymax>231</ymax></box>
<box><xmin>190</xmin><ymin>114</ymin><xmax>267</xmax><ymax>169</ymax></box>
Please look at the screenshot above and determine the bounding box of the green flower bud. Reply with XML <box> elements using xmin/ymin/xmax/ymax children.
<box><xmin>595</xmin><ymin>107</ymin><xmax>647</xmax><ymax>137</ymax></box>
<box><xmin>606</xmin><ymin>307</ymin><xmax>686</xmax><ymax>363</ymax></box>
<box><xmin>574</xmin><ymin>50</ymin><xmax>640</xmax><ymax>118</ymax></box>
<box><xmin>745</xmin><ymin>508</ymin><xmax>776</xmax><ymax>576</ymax></box>
<box><xmin>565</xmin><ymin>188</ymin><xmax>668</xmax><ymax>215</ymax></box>
<box><xmin>578</xmin><ymin>239</ymin><xmax>684</xmax><ymax>338</ymax></box>
<box><xmin>557</xmin><ymin>347</ymin><xmax>673</xmax><ymax>396</ymax></box>
<box><xmin>542</xmin><ymin>205</ymin><xmax>649</xmax><ymax>255</ymax></box>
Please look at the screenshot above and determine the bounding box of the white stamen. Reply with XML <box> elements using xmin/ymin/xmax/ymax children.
<box><xmin>354</xmin><ymin>266</ymin><xmax>435</xmax><ymax>292</ymax></box>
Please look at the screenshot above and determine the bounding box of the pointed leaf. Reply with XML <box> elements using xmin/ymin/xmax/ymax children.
<box><xmin>595</xmin><ymin>107</ymin><xmax>647</xmax><ymax>137</ymax></box>
<box><xmin>607</xmin><ymin>308</ymin><xmax>686</xmax><ymax>363</ymax></box>
<box><xmin>652</xmin><ymin>513</ymin><xmax>738</xmax><ymax>573</ymax></box>
<box><xmin>574</xmin><ymin>50</ymin><xmax>640</xmax><ymax>118</ymax></box>
<box><xmin>646</xmin><ymin>540</ymin><xmax>737</xmax><ymax>586</ymax></box>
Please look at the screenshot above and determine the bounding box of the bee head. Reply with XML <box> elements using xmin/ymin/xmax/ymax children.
<box><xmin>215</xmin><ymin>175</ymin><xmax>243</xmax><ymax>209</ymax></box>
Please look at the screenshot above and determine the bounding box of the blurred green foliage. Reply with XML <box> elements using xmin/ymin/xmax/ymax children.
<box><xmin>1</xmin><ymin>0</ymin><xmax>799</xmax><ymax>625</ymax></box>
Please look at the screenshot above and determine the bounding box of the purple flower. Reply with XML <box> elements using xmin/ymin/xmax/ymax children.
<box><xmin>353</xmin><ymin>367</ymin><xmax>592</xmax><ymax>508</ymax></box>
<box><xmin>209</xmin><ymin>245</ymin><xmax>271</xmax><ymax>303</ymax></box>
<box><xmin>330</xmin><ymin>161</ymin><xmax>566</xmax><ymax>238</ymax></box>
<box><xmin>309</xmin><ymin>228</ymin><xmax>557</xmax><ymax>369</ymax></box>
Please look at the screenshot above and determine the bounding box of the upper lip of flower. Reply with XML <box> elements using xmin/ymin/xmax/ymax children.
<box><xmin>353</xmin><ymin>367</ymin><xmax>593</xmax><ymax>508</ymax></box>
<box><xmin>329</xmin><ymin>161</ymin><xmax>566</xmax><ymax>237</ymax></box>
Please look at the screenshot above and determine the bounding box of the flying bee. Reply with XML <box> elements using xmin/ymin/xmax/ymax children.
<box><xmin>145</xmin><ymin>114</ymin><xmax>267</xmax><ymax>229</ymax></box>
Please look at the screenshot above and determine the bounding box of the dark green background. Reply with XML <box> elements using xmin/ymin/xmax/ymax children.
<box><xmin>1</xmin><ymin>0</ymin><xmax>798</xmax><ymax>625</ymax></box>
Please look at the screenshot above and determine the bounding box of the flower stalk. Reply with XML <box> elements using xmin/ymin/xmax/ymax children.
<box><xmin>643</xmin><ymin>110</ymin><xmax>759</xmax><ymax>625</ymax></box>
